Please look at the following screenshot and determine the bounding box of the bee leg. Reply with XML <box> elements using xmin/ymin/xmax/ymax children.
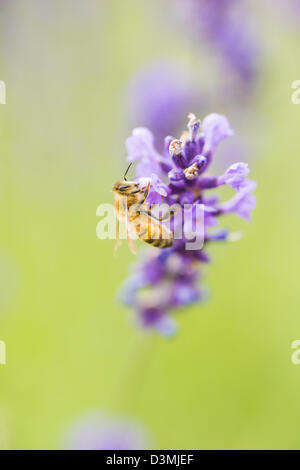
<box><xmin>158</xmin><ymin>210</ymin><xmax>175</xmax><ymax>221</ymax></box>
<box><xmin>158</xmin><ymin>204</ymin><xmax>181</xmax><ymax>221</ymax></box>
<box><xmin>114</xmin><ymin>217</ymin><xmax>122</xmax><ymax>255</ymax></box>
<box><xmin>137</xmin><ymin>182</ymin><xmax>151</xmax><ymax>209</ymax></box>
<box><xmin>143</xmin><ymin>182</ymin><xmax>151</xmax><ymax>200</ymax></box>
<box><xmin>141</xmin><ymin>208</ymin><xmax>175</xmax><ymax>222</ymax></box>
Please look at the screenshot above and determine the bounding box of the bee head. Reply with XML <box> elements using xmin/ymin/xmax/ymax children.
<box><xmin>112</xmin><ymin>180</ymin><xmax>140</xmax><ymax>195</ymax></box>
<box><xmin>113</xmin><ymin>162</ymin><xmax>141</xmax><ymax>194</ymax></box>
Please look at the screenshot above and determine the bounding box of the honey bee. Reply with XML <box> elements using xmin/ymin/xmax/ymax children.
<box><xmin>113</xmin><ymin>163</ymin><xmax>173</xmax><ymax>253</ymax></box>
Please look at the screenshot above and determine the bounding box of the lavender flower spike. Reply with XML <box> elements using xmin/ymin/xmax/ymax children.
<box><xmin>119</xmin><ymin>114</ymin><xmax>256</xmax><ymax>335</ymax></box>
<box><xmin>178</xmin><ymin>0</ymin><xmax>259</xmax><ymax>85</ymax></box>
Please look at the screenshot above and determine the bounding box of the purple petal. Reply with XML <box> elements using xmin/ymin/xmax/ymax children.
<box><xmin>126</xmin><ymin>128</ymin><xmax>161</xmax><ymax>177</ymax></box>
<box><xmin>139</xmin><ymin>307</ymin><xmax>164</xmax><ymax>327</ymax></box>
<box><xmin>126</xmin><ymin>127</ymin><xmax>156</xmax><ymax>161</ymax></box>
<box><xmin>221</xmin><ymin>180</ymin><xmax>257</xmax><ymax>222</ymax></box>
<box><xmin>218</xmin><ymin>162</ymin><xmax>250</xmax><ymax>191</ymax></box>
<box><xmin>150</xmin><ymin>173</ymin><xmax>169</xmax><ymax>197</ymax></box>
<box><xmin>188</xmin><ymin>116</ymin><xmax>201</xmax><ymax>140</ymax></box>
<box><xmin>202</xmin><ymin>113</ymin><xmax>234</xmax><ymax>154</ymax></box>
<box><xmin>205</xmin><ymin>213</ymin><xmax>219</xmax><ymax>228</ymax></box>
<box><xmin>180</xmin><ymin>191</ymin><xmax>195</xmax><ymax>205</ymax></box>
<box><xmin>168</xmin><ymin>167</ymin><xmax>185</xmax><ymax>182</ymax></box>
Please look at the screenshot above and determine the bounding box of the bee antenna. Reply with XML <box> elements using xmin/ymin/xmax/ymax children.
<box><xmin>123</xmin><ymin>162</ymin><xmax>133</xmax><ymax>181</ymax></box>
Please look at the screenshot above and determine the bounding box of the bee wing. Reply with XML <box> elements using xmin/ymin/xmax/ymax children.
<box><xmin>114</xmin><ymin>216</ymin><xmax>123</xmax><ymax>256</ymax></box>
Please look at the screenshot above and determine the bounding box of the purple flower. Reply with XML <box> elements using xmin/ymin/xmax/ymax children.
<box><xmin>119</xmin><ymin>114</ymin><xmax>256</xmax><ymax>335</ymax></box>
<box><xmin>64</xmin><ymin>412</ymin><xmax>149</xmax><ymax>450</ymax></box>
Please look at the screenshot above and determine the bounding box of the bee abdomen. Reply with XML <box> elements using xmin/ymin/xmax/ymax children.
<box><xmin>145</xmin><ymin>237</ymin><xmax>173</xmax><ymax>249</ymax></box>
<box><xmin>136</xmin><ymin>216</ymin><xmax>173</xmax><ymax>248</ymax></box>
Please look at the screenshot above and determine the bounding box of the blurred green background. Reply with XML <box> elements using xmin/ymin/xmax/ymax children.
<box><xmin>0</xmin><ymin>0</ymin><xmax>300</xmax><ymax>450</ymax></box>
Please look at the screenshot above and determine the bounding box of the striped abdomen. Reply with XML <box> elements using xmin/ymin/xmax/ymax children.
<box><xmin>134</xmin><ymin>213</ymin><xmax>173</xmax><ymax>249</ymax></box>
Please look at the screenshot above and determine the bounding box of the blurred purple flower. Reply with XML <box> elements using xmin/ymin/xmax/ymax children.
<box><xmin>125</xmin><ymin>62</ymin><xmax>203</xmax><ymax>150</ymax></box>
<box><xmin>175</xmin><ymin>0</ymin><xmax>259</xmax><ymax>85</ymax></box>
<box><xmin>119</xmin><ymin>113</ymin><xmax>256</xmax><ymax>335</ymax></box>
<box><xmin>64</xmin><ymin>413</ymin><xmax>149</xmax><ymax>450</ymax></box>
